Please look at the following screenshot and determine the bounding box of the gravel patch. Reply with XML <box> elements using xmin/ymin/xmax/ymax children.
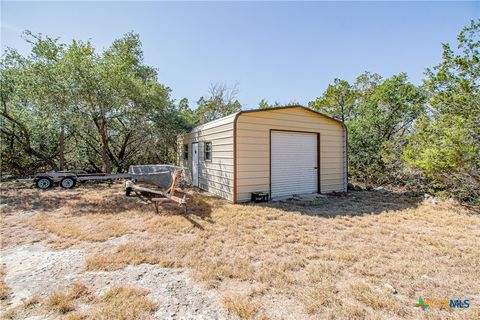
<box><xmin>2</xmin><ymin>243</ymin><xmax>85</xmax><ymax>307</ymax></box>
<box><xmin>1</xmin><ymin>244</ymin><xmax>225</xmax><ymax>319</ymax></box>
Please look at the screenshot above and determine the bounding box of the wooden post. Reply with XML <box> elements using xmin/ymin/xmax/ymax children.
<box><xmin>152</xmin><ymin>198</ymin><xmax>170</xmax><ymax>214</ymax></box>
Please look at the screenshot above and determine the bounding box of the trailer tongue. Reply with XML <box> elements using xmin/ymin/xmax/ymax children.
<box><xmin>126</xmin><ymin>165</ymin><xmax>187</xmax><ymax>214</ymax></box>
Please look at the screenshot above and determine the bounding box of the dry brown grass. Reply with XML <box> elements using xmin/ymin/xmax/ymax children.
<box><xmin>0</xmin><ymin>183</ymin><xmax>151</xmax><ymax>249</ymax></box>
<box><xmin>67</xmin><ymin>282</ymin><xmax>94</xmax><ymax>301</ymax></box>
<box><xmin>90</xmin><ymin>286</ymin><xmax>158</xmax><ymax>320</ymax></box>
<box><xmin>223</xmin><ymin>294</ymin><xmax>259</xmax><ymax>320</ymax></box>
<box><xmin>348</xmin><ymin>281</ymin><xmax>404</xmax><ymax>315</ymax></box>
<box><xmin>46</xmin><ymin>291</ymin><xmax>75</xmax><ymax>314</ymax></box>
<box><xmin>21</xmin><ymin>294</ymin><xmax>40</xmax><ymax>308</ymax></box>
<box><xmin>0</xmin><ymin>283</ymin><xmax>7</xmax><ymax>300</ymax></box>
<box><xmin>45</xmin><ymin>282</ymin><xmax>94</xmax><ymax>314</ymax></box>
<box><xmin>302</xmin><ymin>263</ymin><xmax>340</xmax><ymax>313</ymax></box>
<box><xmin>2</xmin><ymin>308</ymin><xmax>16</xmax><ymax>320</ymax></box>
<box><xmin>2</xmin><ymin>182</ymin><xmax>480</xmax><ymax>319</ymax></box>
<box><xmin>0</xmin><ymin>265</ymin><xmax>9</xmax><ymax>301</ymax></box>
<box><xmin>1</xmin><ymin>294</ymin><xmax>41</xmax><ymax>320</ymax></box>
<box><xmin>1</xmin><ymin>253</ymin><xmax>11</xmax><ymax>309</ymax></box>
<box><xmin>1</xmin><ymin>282</ymin><xmax>156</xmax><ymax>320</ymax></box>
<box><xmin>32</xmin><ymin>215</ymin><xmax>131</xmax><ymax>242</ymax></box>
<box><xmin>63</xmin><ymin>313</ymin><xmax>88</xmax><ymax>320</ymax></box>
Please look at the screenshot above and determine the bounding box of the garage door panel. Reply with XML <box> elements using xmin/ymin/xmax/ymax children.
<box><xmin>271</xmin><ymin>131</ymin><xmax>318</xmax><ymax>198</ymax></box>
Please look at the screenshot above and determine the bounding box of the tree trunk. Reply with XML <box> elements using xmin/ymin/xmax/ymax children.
<box><xmin>1</xmin><ymin>111</ymin><xmax>59</xmax><ymax>171</ymax></box>
<box><xmin>340</xmin><ymin>96</ymin><xmax>345</xmax><ymax>123</ymax></box>
<box><xmin>99</xmin><ymin>118</ymin><xmax>111</xmax><ymax>173</ymax></box>
<box><xmin>88</xmin><ymin>159</ymin><xmax>101</xmax><ymax>173</ymax></box>
<box><xmin>59</xmin><ymin>125</ymin><xmax>65</xmax><ymax>171</ymax></box>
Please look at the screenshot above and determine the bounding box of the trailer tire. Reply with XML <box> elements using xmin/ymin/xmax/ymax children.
<box><xmin>36</xmin><ymin>177</ymin><xmax>53</xmax><ymax>190</ymax></box>
<box><xmin>125</xmin><ymin>187</ymin><xmax>132</xmax><ymax>196</ymax></box>
<box><xmin>60</xmin><ymin>177</ymin><xmax>76</xmax><ymax>189</ymax></box>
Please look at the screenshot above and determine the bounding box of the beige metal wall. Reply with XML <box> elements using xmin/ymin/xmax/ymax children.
<box><xmin>177</xmin><ymin>113</ymin><xmax>236</xmax><ymax>201</ymax></box>
<box><xmin>236</xmin><ymin>107</ymin><xmax>345</xmax><ymax>202</ymax></box>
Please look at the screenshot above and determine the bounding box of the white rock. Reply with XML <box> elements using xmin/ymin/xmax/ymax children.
<box><xmin>384</xmin><ymin>283</ymin><xmax>397</xmax><ymax>294</ymax></box>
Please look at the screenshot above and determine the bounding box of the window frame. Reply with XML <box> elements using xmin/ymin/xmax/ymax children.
<box><xmin>183</xmin><ymin>144</ymin><xmax>189</xmax><ymax>160</ymax></box>
<box><xmin>204</xmin><ymin>141</ymin><xmax>212</xmax><ymax>161</ymax></box>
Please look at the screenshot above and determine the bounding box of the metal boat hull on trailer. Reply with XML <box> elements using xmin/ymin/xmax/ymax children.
<box><xmin>125</xmin><ymin>165</ymin><xmax>187</xmax><ymax>212</ymax></box>
<box><xmin>128</xmin><ymin>165</ymin><xmax>182</xmax><ymax>190</ymax></box>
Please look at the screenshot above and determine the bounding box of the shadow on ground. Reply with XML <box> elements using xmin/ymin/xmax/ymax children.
<box><xmin>126</xmin><ymin>187</ymin><xmax>214</xmax><ymax>229</ymax></box>
<box><xmin>252</xmin><ymin>190</ymin><xmax>423</xmax><ymax>217</ymax></box>
<box><xmin>1</xmin><ymin>182</ymin><xmax>424</xmax><ymax>224</ymax></box>
<box><xmin>1</xmin><ymin>182</ymin><xmax>214</xmax><ymax>227</ymax></box>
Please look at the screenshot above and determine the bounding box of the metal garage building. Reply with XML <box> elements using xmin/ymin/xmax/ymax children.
<box><xmin>177</xmin><ymin>106</ymin><xmax>347</xmax><ymax>203</ymax></box>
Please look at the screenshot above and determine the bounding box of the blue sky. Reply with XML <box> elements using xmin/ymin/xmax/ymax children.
<box><xmin>1</xmin><ymin>1</ymin><xmax>478</xmax><ymax>109</ymax></box>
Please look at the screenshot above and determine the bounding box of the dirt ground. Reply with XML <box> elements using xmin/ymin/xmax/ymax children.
<box><xmin>0</xmin><ymin>181</ymin><xmax>479</xmax><ymax>319</ymax></box>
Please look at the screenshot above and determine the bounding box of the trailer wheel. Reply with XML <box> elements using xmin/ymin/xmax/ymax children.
<box><xmin>60</xmin><ymin>177</ymin><xmax>76</xmax><ymax>189</ymax></box>
<box><xmin>36</xmin><ymin>177</ymin><xmax>53</xmax><ymax>190</ymax></box>
<box><xmin>125</xmin><ymin>187</ymin><xmax>132</xmax><ymax>196</ymax></box>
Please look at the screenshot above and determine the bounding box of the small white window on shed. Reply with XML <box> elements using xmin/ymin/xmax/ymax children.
<box><xmin>204</xmin><ymin>142</ymin><xmax>212</xmax><ymax>161</ymax></box>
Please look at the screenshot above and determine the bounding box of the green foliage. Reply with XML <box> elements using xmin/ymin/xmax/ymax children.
<box><xmin>0</xmin><ymin>34</ymin><xmax>65</xmax><ymax>173</ymax></box>
<box><xmin>175</xmin><ymin>84</ymin><xmax>242</xmax><ymax>126</ymax></box>
<box><xmin>351</xmin><ymin>73</ymin><xmax>426</xmax><ymax>182</ymax></box>
<box><xmin>1</xmin><ymin>31</ymin><xmax>189</xmax><ymax>174</ymax></box>
<box><xmin>309</xmin><ymin>78</ymin><xmax>356</xmax><ymax>122</ymax></box>
<box><xmin>310</xmin><ymin>72</ymin><xmax>426</xmax><ymax>184</ymax></box>
<box><xmin>405</xmin><ymin>115</ymin><xmax>478</xmax><ymax>175</ymax></box>
<box><xmin>193</xmin><ymin>83</ymin><xmax>242</xmax><ymax>125</ymax></box>
<box><xmin>258</xmin><ymin>99</ymin><xmax>279</xmax><ymax>109</ymax></box>
<box><xmin>309</xmin><ymin>20</ymin><xmax>479</xmax><ymax>202</ymax></box>
<box><xmin>2</xmin><ymin>20</ymin><xmax>479</xmax><ymax>204</ymax></box>
<box><xmin>177</xmin><ymin>98</ymin><xmax>196</xmax><ymax>126</ymax></box>
<box><xmin>404</xmin><ymin>19</ymin><xmax>480</xmax><ymax>202</ymax></box>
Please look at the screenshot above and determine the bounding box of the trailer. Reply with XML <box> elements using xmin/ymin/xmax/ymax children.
<box><xmin>16</xmin><ymin>171</ymin><xmax>131</xmax><ymax>189</ymax></box>
<box><xmin>16</xmin><ymin>165</ymin><xmax>188</xmax><ymax>213</ymax></box>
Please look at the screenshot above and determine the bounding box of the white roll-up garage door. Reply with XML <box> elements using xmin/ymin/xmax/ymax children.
<box><xmin>271</xmin><ymin>131</ymin><xmax>318</xmax><ymax>199</ymax></box>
